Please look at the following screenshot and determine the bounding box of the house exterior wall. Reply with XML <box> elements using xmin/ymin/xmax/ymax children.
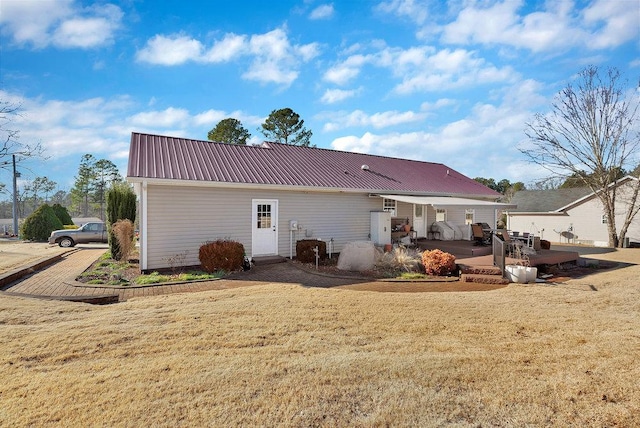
<box><xmin>508</xmin><ymin>200</ymin><xmax>611</xmax><ymax>246</ymax></box>
<box><xmin>507</xmin><ymin>213</ymin><xmax>571</xmax><ymax>243</ymax></box>
<box><xmin>144</xmin><ymin>184</ymin><xmax>381</xmax><ymax>270</ymax></box>
<box><xmin>507</xmin><ymin>181</ymin><xmax>640</xmax><ymax>246</ymax></box>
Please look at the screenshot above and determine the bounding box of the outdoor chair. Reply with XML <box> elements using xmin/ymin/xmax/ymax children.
<box><xmin>501</xmin><ymin>230</ymin><xmax>525</xmax><ymax>258</ymax></box>
<box><xmin>472</xmin><ymin>224</ymin><xmax>490</xmax><ymax>246</ymax></box>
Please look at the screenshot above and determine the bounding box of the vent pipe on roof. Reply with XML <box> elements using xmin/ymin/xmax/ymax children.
<box><xmin>361</xmin><ymin>164</ymin><xmax>370</xmax><ymax>171</ymax></box>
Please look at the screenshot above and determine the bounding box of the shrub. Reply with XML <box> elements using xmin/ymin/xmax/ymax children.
<box><xmin>112</xmin><ymin>219</ymin><xmax>135</xmax><ymax>263</ymax></box>
<box><xmin>375</xmin><ymin>247</ymin><xmax>422</xmax><ymax>274</ymax></box>
<box><xmin>296</xmin><ymin>239</ymin><xmax>326</xmax><ymax>263</ymax></box>
<box><xmin>51</xmin><ymin>203</ymin><xmax>73</xmax><ymax>225</ymax></box>
<box><xmin>107</xmin><ymin>182</ymin><xmax>137</xmax><ymax>261</ymax></box>
<box><xmin>421</xmin><ymin>249</ymin><xmax>456</xmax><ymax>276</ymax></box>
<box><xmin>199</xmin><ymin>240</ymin><xmax>245</xmax><ymax>273</ymax></box>
<box><xmin>20</xmin><ymin>204</ymin><xmax>63</xmax><ymax>241</ymax></box>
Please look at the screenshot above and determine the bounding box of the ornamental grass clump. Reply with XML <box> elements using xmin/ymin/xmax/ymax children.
<box><xmin>375</xmin><ymin>247</ymin><xmax>422</xmax><ymax>275</ymax></box>
<box><xmin>421</xmin><ymin>249</ymin><xmax>456</xmax><ymax>276</ymax></box>
<box><xmin>112</xmin><ymin>219</ymin><xmax>135</xmax><ymax>263</ymax></box>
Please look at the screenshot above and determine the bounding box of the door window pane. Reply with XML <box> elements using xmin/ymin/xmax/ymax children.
<box><xmin>257</xmin><ymin>204</ymin><xmax>272</xmax><ymax>229</ymax></box>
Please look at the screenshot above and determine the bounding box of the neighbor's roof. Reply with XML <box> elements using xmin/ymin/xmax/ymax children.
<box><xmin>508</xmin><ymin>188</ymin><xmax>593</xmax><ymax>212</ymax></box>
<box><xmin>127</xmin><ymin>132</ymin><xmax>501</xmax><ymax>198</ymax></box>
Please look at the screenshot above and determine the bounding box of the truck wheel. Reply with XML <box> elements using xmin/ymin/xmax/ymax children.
<box><xmin>59</xmin><ymin>237</ymin><xmax>75</xmax><ymax>247</ymax></box>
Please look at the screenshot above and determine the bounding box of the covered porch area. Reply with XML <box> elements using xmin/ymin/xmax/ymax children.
<box><xmin>378</xmin><ymin>194</ymin><xmax>516</xmax><ymax>241</ymax></box>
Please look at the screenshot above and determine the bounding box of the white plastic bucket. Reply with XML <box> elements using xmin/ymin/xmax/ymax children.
<box><xmin>505</xmin><ymin>265</ymin><xmax>527</xmax><ymax>283</ymax></box>
<box><xmin>525</xmin><ymin>267</ymin><xmax>537</xmax><ymax>283</ymax></box>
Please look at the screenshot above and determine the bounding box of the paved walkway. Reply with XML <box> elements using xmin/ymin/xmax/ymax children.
<box><xmin>0</xmin><ymin>249</ymin><xmax>369</xmax><ymax>303</ymax></box>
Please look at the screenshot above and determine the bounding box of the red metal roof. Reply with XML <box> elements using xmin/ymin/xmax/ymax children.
<box><xmin>127</xmin><ymin>132</ymin><xmax>501</xmax><ymax>198</ymax></box>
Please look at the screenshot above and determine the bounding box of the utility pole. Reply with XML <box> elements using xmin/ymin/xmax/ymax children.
<box><xmin>12</xmin><ymin>154</ymin><xmax>20</xmax><ymax>236</ymax></box>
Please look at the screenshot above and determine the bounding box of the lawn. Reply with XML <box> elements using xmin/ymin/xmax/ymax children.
<box><xmin>0</xmin><ymin>250</ymin><xmax>638</xmax><ymax>426</ymax></box>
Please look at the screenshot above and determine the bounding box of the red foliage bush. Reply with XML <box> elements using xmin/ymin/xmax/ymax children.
<box><xmin>421</xmin><ymin>249</ymin><xmax>456</xmax><ymax>276</ymax></box>
<box><xmin>199</xmin><ymin>240</ymin><xmax>245</xmax><ymax>273</ymax></box>
<box><xmin>296</xmin><ymin>239</ymin><xmax>327</xmax><ymax>263</ymax></box>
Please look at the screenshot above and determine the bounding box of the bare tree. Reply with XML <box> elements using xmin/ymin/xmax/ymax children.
<box><xmin>522</xmin><ymin>66</ymin><xmax>640</xmax><ymax>247</ymax></box>
<box><xmin>0</xmin><ymin>100</ymin><xmax>44</xmax><ymax>163</ymax></box>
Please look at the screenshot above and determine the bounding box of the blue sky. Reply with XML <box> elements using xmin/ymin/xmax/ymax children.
<box><xmin>1</xmin><ymin>0</ymin><xmax>638</xmax><ymax>196</ymax></box>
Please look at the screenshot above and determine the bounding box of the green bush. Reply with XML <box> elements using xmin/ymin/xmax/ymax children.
<box><xmin>51</xmin><ymin>203</ymin><xmax>73</xmax><ymax>225</ymax></box>
<box><xmin>106</xmin><ymin>182</ymin><xmax>137</xmax><ymax>261</ymax></box>
<box><xmin>20</xmin><ymin>204</ymin><xmax>64</xmax><ymax>241</ymax></box>
<box><xmin>199</xmin><ymin>240</ymin><xmax>245</xmax><ymax>273</ymax></box>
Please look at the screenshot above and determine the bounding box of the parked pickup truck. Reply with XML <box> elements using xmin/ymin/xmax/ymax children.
<box><xmin>49</xmin><ymin>222</ymin><xmax>108</xmax><ymax>247</ymax></box>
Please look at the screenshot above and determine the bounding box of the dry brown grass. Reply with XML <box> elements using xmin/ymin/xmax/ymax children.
<box><xmin>1</xmin><ymin>249</ymin><xmax>639</xmax><ymax>426</ymax></box>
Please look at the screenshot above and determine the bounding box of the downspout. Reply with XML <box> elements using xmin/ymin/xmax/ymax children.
<box><xmin>140</xmin><ymin>181</ymin><xmax>148</xmax><ymax>272</ymax></box>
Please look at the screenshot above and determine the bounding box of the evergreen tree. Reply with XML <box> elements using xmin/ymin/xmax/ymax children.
<box><xmin>20</xmin><ymin>204</ymin><xmax>63</xmax><ymax>241</ymax></box>
<box><xmin>208</xmin><ymin>118</ymin><xmax>251</xmax><ymax>144</ymax></box>
<box><xmin>70</xmin><ymin>154</ymin><xmax>97</xmax><ymax>217</ymax></box>
<box><xmin>106</xmin><ymin>182</ymin><xmax>137</xmax><ymax>261</ymax></box>
<box><xmin>260</xmin><ymin>108</ymin><xmax>313</xmax><ymax>146</ymax></box>
<box><xmin>52</xmin><ymin>203</ymin><xmax>73</xmax><ymax>225</ymax></box>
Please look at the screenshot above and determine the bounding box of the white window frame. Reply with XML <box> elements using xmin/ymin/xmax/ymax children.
<box><xmin>435</xmin><ymin>208</ymin><xmax>447</xmax><ymax>222</ymax></box>
<box><xmin>465</xmin><ymin>209</ymin><xmax>475</xmax><ymax>225</ymax></box>
<box><xmin>383</xmin><ymin>198</ymin><xmax>397</xmax><ymax>217</ymax></box>
<box><xmin>601</xmin><ymin>214</ymin><xmax>608</xmax><ymax>224</ymax></box>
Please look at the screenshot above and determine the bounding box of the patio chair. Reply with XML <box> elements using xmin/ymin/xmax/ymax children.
<box><xmin>471</xmin><ymin>224</ymin><xmax>490</xmax><ymax>246</ymax></box>
<box><xmin>500</xmin><ymin>230</ymin><xmax>524</xmax><ymax>258</ymax></box>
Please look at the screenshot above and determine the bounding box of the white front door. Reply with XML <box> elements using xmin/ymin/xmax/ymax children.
<box><xmin>413</xmin><ymin>204</ymin><xmax>426</xmax><ymax>237</ymax></box>
<box><xmin>252</xmin><ymin>199</ymin><xmax>278</xmax><ymax>256</ymax></box>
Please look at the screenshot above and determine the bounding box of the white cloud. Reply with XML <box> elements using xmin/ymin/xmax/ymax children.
<box><xmin>129</xmin><ymin>107</ymin><xmax>191</xmax><ymax>128</ymax></box>
<box><xmin>203</xmin><ymin>34</ymin><xmax>247</xmax><ymax>62</ymax></box>
<box><xmin>376</xmin><ymin>0</ymin><xmax>429</xmax><ymax>25</ymax></box>
<box><xmin>323</xmin><ymin>44</ymin><xmax>515</xmax><ymax>94</ymax></box>
<box><xmin>392</xmin><ymin>48</ymin><xmax>517</xmax><ymax>94</ymax></box>
<box><xmin>582</xmin><ymin>0</ymin><xmax>640</xmax><ymax>49</ymax></box>
<box><xmin>136</xmin><ymin>27</ymin><xmax>319</xmax><ymax>86</ymax></box>
<box><xmin>441</xmin><ymin>0</ymin><xmax>638</xmax><ymax>53</ymax></box>
<box><xmin>135</xmin><ymin>34</ymin><xmax>204</xmax><ymax>66</ymax></box>
<box><xmin>420</xmin><ymin>98</ymin><xmax>457</xmax><ymax>111</ymax></box>
<box><xmin>323</xmin><ymin>54</ymin><xmax>370</xmax><ymax>85</ymax></box>
<box><xmin>322</xmin><ymin>109</ymin><xmax>427</xmax><ymax>132</ymax></box>
<box><xmin>328</xmin><ymin>79</ymin><xmax>550</xmax><ymax>182</ymax></box>
<box><xmin>309</xmin><ymin>4</ymin><xmax>335</xmax><ymax>20</ymax></box>
<box><xmin>193</xmin><ymin>110</ymin><xmax>264</xmax><ymax>128</ymax></box>
<box><xmin>320</xmin><ymin>88</ymin><xmax>359</xmax><ymax>104</ymax></box>
<box><xmin>0</xmin><ymin>0</ymin><xmax>122</xmax><ymax>49</ymax></box>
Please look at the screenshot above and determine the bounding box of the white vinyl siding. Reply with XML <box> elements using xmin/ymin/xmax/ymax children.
<box><xmin>507</xmin><ymin>196</ymin><xmax>612</xmax><ymax>245</ymax></box>
<box><xmin>144</xmin><ymin>185</ymin><xmax>381</xmax><ymax>269</ymax></box>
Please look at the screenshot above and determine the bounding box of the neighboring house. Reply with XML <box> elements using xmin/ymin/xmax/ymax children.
<box><xmin>0</xmin><ymin>219</ymin><xmax>15</xmax><ymax>235</ymax></box>
<box><xmin>126</xmin><ymin>132</ymin><xmax>513</xmax><ymax>271</ymax></box>
<box><xmin>506</xmin><ymin>177</ymin><xmax>640</xmax><ymax>247</ymax></box>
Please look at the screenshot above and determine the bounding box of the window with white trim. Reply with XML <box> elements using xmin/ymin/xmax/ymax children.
<box><xmin>383</xmin><ymin>198</ymin><xmax>397</xmax><ymax>216</ymax></box>
<box><xmin>465</xmin><ymin>209</ymin><xmax>475</xmax><ymax>225</ymax></box>
<box><xmin>601</xmin><ymin>214</ymin><xmax>608</xmax><ymax>224</ymax></box>
<box><xmin>435</xmin><ymin>208</ymin><xmax>446</xmax><ymax>222</ymax></box>
<box><xmin>414</xmin><ymin>204</ymin><xmax>423</xmax><ymax>217</ymax></box>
